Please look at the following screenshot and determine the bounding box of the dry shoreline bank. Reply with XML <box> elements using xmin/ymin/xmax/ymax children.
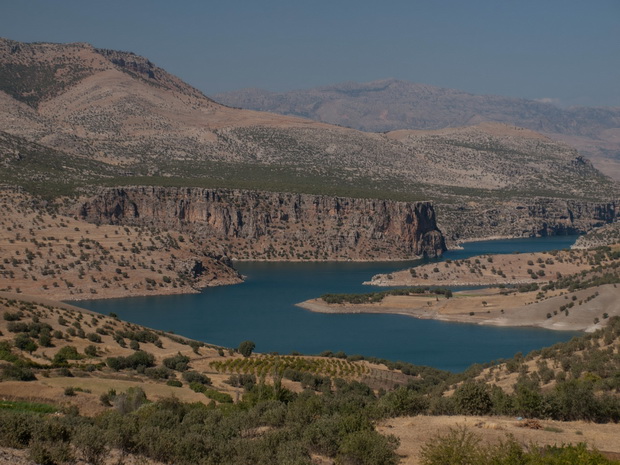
<box><xmin>297</xmin><ymin>283</ymin><xmax>620</xmax><ymax>332</ymax></box>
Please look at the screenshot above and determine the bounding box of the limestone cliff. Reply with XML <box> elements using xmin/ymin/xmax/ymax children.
<box><xmin>77</xmin><ymin>187</ymin><xmax>446</xmax><ymax>260</ymax></box>
<box><xmin>437</xmin><ymin>198</ymin><xmax>617</xmax><ymax>246</ymax></box>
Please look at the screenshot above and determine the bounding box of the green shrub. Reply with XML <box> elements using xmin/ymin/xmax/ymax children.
<box><xmin>162</xmin><ymin>353</ymin><xmax>190</xmax><ymax>371</ymax></box>
<box><xmin>84</xmin><ymin>345</ymin><xmax>98</xmax><ymax>357</ymax></box>
<box><xmin>182</xmin><ymin>371</ymin><xmax>211</xmax><ymax>385</ymax></box>
<box><xmin>204</xmin><ymin>389</ymin><xmax>233</xmax><ymax>403</ymax></box>
<box><xmin>2</xmin><ymin>365</ymin><xmax>36</xmax><ymax>381</ymax></box>
<box><xmin>53</xmin><ymin>346</ymin><xmax>82</xmax><ymax>364</ymax></box>
<box><xmin>86</xmin><ymin>333</ymin><xmax>102</xmax><ymax>343</ymax></box>
<box><xmin>453</xmin><ymin>382</ymin><xmax>492</xmax><ymax>415</ymax></box>
<box><xmin>238</xmin><ymin>340</ymin><xmax>256</xmax><ymax>358</ymax></box>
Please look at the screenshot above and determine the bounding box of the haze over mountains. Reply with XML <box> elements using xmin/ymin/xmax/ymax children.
<box><xmin>215</xmin><ymin>79</ymin><xmax>620</xmax><ymax>180</ymax></box>
<box><xmin>0</xmin><ymin>37</ymin><xmax>617</xmax><ymax>245</ymax></box>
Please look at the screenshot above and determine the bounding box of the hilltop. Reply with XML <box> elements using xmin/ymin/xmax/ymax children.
<box><xmin>215</xmin><ymin>78</ymin><xmax>620</xmax><ymax>181</ymax></box>
<box><xmin>0</xmin><ymin>38</ymin><xmax>616</xmax><ymax>247</ymax></box>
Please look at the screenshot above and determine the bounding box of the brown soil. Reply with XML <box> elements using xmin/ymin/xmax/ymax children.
<box><xmin>299</xmin><ymin>284</ymin><xmax>620</xmax><ymax>332</ymax></box>
<box><xmin>368</xmin><ymin>249</ymin><xmax>603</xmax><ymax>288</ymax></box>
<box><xmin>378</xmin><ymin>415</ymin><xmax>620</xmax><ymax>465</ymax></box>
<box><xmin>0</xmin><ymin>190</ymin><xmax>241</xmax><ymax>301</ymax></box>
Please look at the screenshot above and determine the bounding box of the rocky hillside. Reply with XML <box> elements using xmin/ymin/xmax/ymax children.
<box><xmin>0</xmin><ymin>38</ymin><xmax>617</xmax><ymax>245</ymax></box>
<box><xmin>437</xmin><ymin>197</ymin><xmax>617</xmax><ymax>245</ymax></box>
<box><xmin>215</xmin><ymin>78</ymin><xmax>620</xmax><ymax>180</ymax></box>
<box><xmin>0</xmin><ymin>189</ymin><xmax>241</xmax><ymax>300</ymax></box>
<box><xmin>572</xmin><ymin>222</ymin><xmax>620</xmax><ymax>249</ymax></box>
<box><xmin>77</xmin><ymin>187</ymin><xmax>446</xmax><ymax>260</ymax></box>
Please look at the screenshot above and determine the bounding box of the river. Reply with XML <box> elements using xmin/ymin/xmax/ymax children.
<box><xmin>79</xmin><ymin>236</ymin><xmax>579</xmax><ymax>372</ymax></box>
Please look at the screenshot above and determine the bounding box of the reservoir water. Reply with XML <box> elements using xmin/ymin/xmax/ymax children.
<box><xmin>79</xmin><ymin>236</ymin><xmax>579</xmax><ymax>372</ymax></box>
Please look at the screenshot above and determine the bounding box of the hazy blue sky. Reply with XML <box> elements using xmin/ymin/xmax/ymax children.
<box><xmin>1</xmin><ymin>0</ymin><xmax>619</xmax><ymax>106</ymax></box>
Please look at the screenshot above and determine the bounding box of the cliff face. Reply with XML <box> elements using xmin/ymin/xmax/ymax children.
<box><xmin>437</xmin><ymin>198</ymin><xmax>617</xmax><ymax>245</ymax></box>
<box><xmin>77</xmin><ymin>187</ymin><xmax>446</xmax><ymax>260</ymax></box>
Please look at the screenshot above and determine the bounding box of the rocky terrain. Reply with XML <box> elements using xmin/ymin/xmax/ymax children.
<box><xmin>215</xmin><ymin>78</ymin><xmax>620</xmax><ymax>181</ymax></box>
<box><xmin>437</xmin><ymin>197</ymin><xmax>616</xmax><ymax>246</ymax></box>
<box><xmin>0</xmin><ymin>189</ymin><xmax>241</xmax><ymax>300</ymax></box>
<box><xmin>76</xmin><ymin>187</ymin><xmax>446</xmax><ymax>260</ymax></box>
<box><xmin>573</xmin><ymin>222</ymin><xmax>620</xmax><ymax>249</ymax></box>
<box><xmin>0</xmin><ymin>38</ymin><xmax>617</xmax><ymax>248</ymax></box>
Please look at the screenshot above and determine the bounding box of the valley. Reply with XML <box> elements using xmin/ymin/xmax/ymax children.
<box><xmin>1</xmin><ymin>35</ymin><xmax>620</xmax><ymax>465</ymax></box>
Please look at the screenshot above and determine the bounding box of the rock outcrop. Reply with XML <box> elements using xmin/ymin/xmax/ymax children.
<box><xmin>77</xmin><ymin>187</ymin><xmax>446</xmax><ymax>260</ymax></box>
<box><xmin>437</xmin><ymin>198</ymin><xmax>617</xmax><ymax>246</ymax></box>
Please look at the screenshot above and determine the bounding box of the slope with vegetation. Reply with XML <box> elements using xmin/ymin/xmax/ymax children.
<box><xmin>1</xmin><ymin>294</ymin><xmax>620</xmax><ymax>464</ymax></box>
<box><xmin>0</xmin><ymin>189</ymin><xmax>241</xmax><ymax>300</ymax></box>
<box><xmin>215</xmin><ymin>78</ymin><xmax>620</xmax><ymax>181</ymax></box>
<box><xmin>303</xmin><ymin>246</ymin><xmax>620</xmax><ymax>331</ymax></box>
<box><xmin>0</xmin><ymin>38</ymin><xmax>616</xmax><ymax>247</ymax></box>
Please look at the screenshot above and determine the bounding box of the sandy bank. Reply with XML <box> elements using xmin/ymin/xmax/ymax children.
<box><xmin>297</xmin><ymin>284</ymin><xmax>620</xmax><ymax>332</ymax></box>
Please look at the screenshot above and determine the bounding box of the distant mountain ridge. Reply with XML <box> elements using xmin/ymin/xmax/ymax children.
<box><xmin>215</xmin><ymin>79</ymin><xmax>620</xmax><ymax>179</ymax></box>
<box><xmin>0</xmin><ymin>38</ymin><xmax>616</xmax><ymax>246</ymax></box>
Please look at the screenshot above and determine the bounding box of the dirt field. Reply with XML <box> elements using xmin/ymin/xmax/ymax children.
<box><xmin>377</xmin><ymin>415</ymin><xmax>620</xmax><ymax>465</ymax></box>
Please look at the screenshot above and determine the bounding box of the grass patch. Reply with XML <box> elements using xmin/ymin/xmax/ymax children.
<box><xmin>544</xmin><ymin>426</ymin><xmax>564</xmax><ymax>433</ymax></box>
<box><xmin>0</xmin><ymin>400</ymin><xmax>57</xmax><ymax>414</ymax></box>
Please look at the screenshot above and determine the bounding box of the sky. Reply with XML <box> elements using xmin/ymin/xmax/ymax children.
<box><xmin>1</xmin><ymin>0</ymin><xmax>619</xmax><ymax>107</ymax></box>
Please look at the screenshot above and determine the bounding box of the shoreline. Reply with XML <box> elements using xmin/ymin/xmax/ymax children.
<box><xmin>1</xmin><ymin>275</ymin><xmax>243</xmax><ymax>303</ymax></box>
<box><xmin>295</xmin><ymin>299</ymin><xmax>589</xmax><ymax>332</ymax></box>
<box><xmin>297</xmin><ymin>283</ymin><xmax>620</xmax><ymax>332</ymax></box>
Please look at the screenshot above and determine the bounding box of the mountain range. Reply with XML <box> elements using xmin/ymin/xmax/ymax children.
<box><xmin>215</xmin><ymin>79</ymin><xmax>620</xmax><ymax>181</ymax></box>
<box><xmin>0</xmin><ymin>37</ymin><xmax>617</xmax><ymax>245</ymax></box>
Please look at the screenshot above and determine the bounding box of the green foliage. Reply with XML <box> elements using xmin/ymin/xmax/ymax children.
<box><xmin>106</xmin><ymin>351</ymin><xmax>155</xmax><ymax>371</ymax></box>
<box><xmin>182</xmin><ymin>370</ymin><xmax>211</xmax><ymax>385</ymax></box>
<box><xmin>337</xmin><ymin>430</ymin><xmax>400</xmax><ymax>465</ymax></box>
<box><xmin>162</xmin><ymin>353</ymin><xmax>190</xmax><ymax>371</ymax></box>
<box><xmin>453</xmin><ymin>382</ymin><xmax>492</xmax><ymax>415</ymax></box>
<box><xmin>420</xmin><ymin>428</ymin><xmax>618</xmax><ymax>465</ymax></box>
<box><xmin>53</xmin><ymin>345</ymin><xmax>83</xmax><ymax>364</ymax></box>
<box><xmin>238</xmin><ymin>340</ymin><xmax>256</xmax><ymax>358</ymax></box>
<box><xmin>13</xmin><ymin>333</ymin><xmax>38</xmax><ymax>353</ymax></box>
<box><xmin>86</xmin><ymin>332</ymin><xmax>102</xmax><ymax>343</ymax></box>
<box><xmin>1</xmin><ymin>365</ymin><xmax>36</xmax><ymax>381</ymax></box>
<box><xmin>322</xmin><ymin>287</ymin><xmax>453</xmax><ymax>305</ymax></box>
<box><xmin>204</xmin><ymin>389</ymin><xmax>233</xmax><ymax>403</ymax></box>
<box><xmin>73</xmin><ymin>424</ymin><xmax>108</xmax><ymax>465</ymax></box>
<box><xmin>28</xmin><ymin>440</ymin><xmax>74</xmax><ymax>465</ymax></box>
<box><xmin>144</xmin><ymin>365</ymin><xmax>174</xmax><ymax>380</ymax></box>
<box><xmin>420</xmin><ymin>426</ymin><xmax>485</xmax><ymax>465</ymax></box>
<box><xmin>0</xmin><ymin>341</ymin><xmax>19</xmax><ymax>363</ymax></box>
<box><xmin>84</xmin><ymin>345</ymin><xmax>98</xmax><ymax>357</ymax></box>
<box><xmin>0</xmin><ymin>400</ymin><xmax>56</xmax><ymax>414</ymax></box>
<box><xmin>3</xmin><ymin>311</ymin><xmax>22</xmax><ymax>321</ymax></box>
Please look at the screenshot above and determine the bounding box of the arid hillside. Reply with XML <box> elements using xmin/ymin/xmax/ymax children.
<box><xmin>0</xmin><ymin>189</ymin><xmax>241</xmax><ymax>300</ymax></box>
<box><xmin>1</xmin><ymin>294</ymin><xmax>619</xmax><ymax>464</ymax></box>
<box><xmin>215</xmin><ymin>78</ymin><xmax>620</xmax><ymax>181</ymax></box>
<box><xmin>0</xmin><ymin>38</ymin><xmax>615</xmax><ymax>209</ymax></box>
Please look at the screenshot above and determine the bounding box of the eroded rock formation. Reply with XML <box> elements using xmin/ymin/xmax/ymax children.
<box><xmin>78</xmin><ymin>187</ymin><xmax>446</xmax><ymax>260</ymax></box>
<box><xmin>437</xmin><ymin>198</ymin><xmax>617</xmax><ymax>246</ymax></box>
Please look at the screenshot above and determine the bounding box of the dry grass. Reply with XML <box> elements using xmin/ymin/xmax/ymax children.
<box><xmin>0</xmin><ymin>190</ymin><xmax>240</xmax><ymax>301</ymax></box>
<box><xmin>378</xmin><ymin>415</ymin><xmax>620</xmax><ymax>465</ymax></box>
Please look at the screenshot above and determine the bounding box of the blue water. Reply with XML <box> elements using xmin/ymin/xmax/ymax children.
<box><xmin>79</xmin><ymin>236</ymin><xmax>579</xmax><ymax>372</ymax></box>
